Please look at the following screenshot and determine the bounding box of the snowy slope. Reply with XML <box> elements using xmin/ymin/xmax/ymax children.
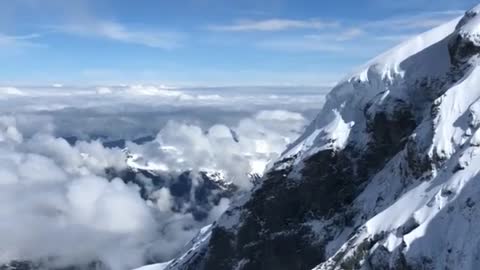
<box><xmin>297</xmin><ymin>4</ymin><xmax>480</xmax><ymax>269</ymax></box>
<box><xmin>301</xmin><ymin>5</ymin><xmax>480</xmax><ymax>269</ymax></box>
<box><xmin>154</xmin><ymin>4</ymin><xmax>480</xmax><ymax>270</ymax></box>
<box><xmin>282</xmin><ymin>15</ymin><xmax>461</xmax><ymax>161</ymax></box>
<box><xmin>132</xmin><ymin>261</ymin><xmax>171</xmax><ymax>270</ymax></box>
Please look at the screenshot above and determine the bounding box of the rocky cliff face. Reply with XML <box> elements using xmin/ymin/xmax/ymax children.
<box><xmin>163</xmin><ymin>5</ymin><xmax>480</xmax><ymax>270</ymax></box>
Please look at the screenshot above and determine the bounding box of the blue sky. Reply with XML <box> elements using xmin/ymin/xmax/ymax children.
<box><xmin>0</xmin><ymin>0</ymin><xmax>478</xmax><ymax>86</ymax></box>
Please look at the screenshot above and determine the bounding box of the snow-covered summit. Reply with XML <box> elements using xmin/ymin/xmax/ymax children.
<box><xmin>282</xmin><ymin>5</ymin><xmax>480</xmax><ymax>162</ymax></box>
<box><xmin>457</xmin><ymin>4</ymin><xmax>480</xmax><ymax>45</ymax></box>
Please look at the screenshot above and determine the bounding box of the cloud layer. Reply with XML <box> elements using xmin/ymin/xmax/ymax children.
<box><xmin>0</xmin><ymin>84</ymin><xmax>326</xmax><ymax>269</ymax></box>
<box><xmin>0</xmin><ymin>85</ymin><xmax>326</xmax><ymax>140</ymax></box>
<box><xmin>128</xmin><ymin>109</ymin><xmax>307</xmax><ymax>188</ymax></box>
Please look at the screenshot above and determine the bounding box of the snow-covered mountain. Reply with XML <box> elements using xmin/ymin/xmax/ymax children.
<box><xmin>156</xmin><ymin>4</ymin><xmax>480</xmax><ymax>270</ymax></box>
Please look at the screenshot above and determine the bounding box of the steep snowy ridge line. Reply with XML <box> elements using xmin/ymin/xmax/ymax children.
<box><xmin>314</xmin><ymin>5</ymin><xmax>480</xmax><ymax>269</ymax></box>
<box><xmin>280</xmin><ymin>16</ymin><xmax>462</xmax><ymax>163</ymax></box>
<box><xmin>142</xmin><ymin>4</ymin><xmax>480</xmax><ymax>270</ymax></box>
<box><xmin>312</xmin><ymin>5</ymin><xmax>480</xmax><ymax>269</ymax></box>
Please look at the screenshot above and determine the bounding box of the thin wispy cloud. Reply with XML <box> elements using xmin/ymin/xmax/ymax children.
<box><xmin>365</xmin><ymin>10</ymin><xmax>464</xmax><ymax>30</ymax></box>
<box><xmin>52</xmin><ymin>21</ymin><xmax>184</xmax><ymax>49</ymax></box>
<box><xmin>367</xmin><ymin>0</ymin><xmax>477</xmax><ymax>11</ymax></box>
<box><xmin>256</xmin><ymin>28</ymin><xmax>365</xmax><ymax>53</ymax></box>
<box><xmin>356</xmin><ymin>10</ymin><xmax>464</xmax><ymax>46</ymax></box>
<box><xmin>257</xmin><ymin>37</ymin><xmax>345</xmax><ymax>52</ymax></box>
<box><xmin>0</xmin><ymin>33</ymin><xmax>43</xmax><ymax>48</ymax></box>
<box><xmin>243</xmin><ymin>9</ymin><xmax>463</xmax><ymax>53</ymax></box>
<box><xmin>207</xmin><ymin>18</ymin><xmax>339</xmax><ymax>32</ymax></box>
<box><xmin>1</xmin><ymin>0</ymin><xmax>184</xmax><ymax>50</ymax></box>
<box><xmin>304</xmin><ymin>28</ymin><xmax>365</xmax><ymax>42</ymax></box>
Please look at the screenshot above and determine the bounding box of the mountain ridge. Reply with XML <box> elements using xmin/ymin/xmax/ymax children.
<box><xmin>159</xmin><ymin>4</ymin><xmax>480</xmax><ymax>270</ymax></box>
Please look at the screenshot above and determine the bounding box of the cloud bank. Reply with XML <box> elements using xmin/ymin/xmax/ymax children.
<box><xmin>0</xmin><ymin>84</ymin><xmax>326</xmax><ymax>269</ymax></box>
<box><xmin>0</xmin><ymin>117</ymin><xmax>149</xmax><ymax>269</ymax></box>
<box><xmin>0</xmin><ymin>84</ymin><xmax>326</xmax><ymax>140</ymax></box>
<box><xmin>127</xmin><ymin>109</ymin><xmax>307</xmax><ymax>188</ymax></box>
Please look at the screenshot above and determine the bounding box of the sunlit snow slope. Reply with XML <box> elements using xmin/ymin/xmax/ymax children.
<box><xmin>160</xmin><ymin>4</ymin><xmax>480</xmax><ymax>270</ymax></box>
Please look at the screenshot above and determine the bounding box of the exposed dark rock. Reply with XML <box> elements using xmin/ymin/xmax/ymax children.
<box><xmin>106</xmin><ymin>167</ymin><xmax>238</xmax><ymax>222</ymax></box>
<box><xmin>168</xmin><ymin>101</ymin><xmax>418</xmax><ymax>270</ymax></box>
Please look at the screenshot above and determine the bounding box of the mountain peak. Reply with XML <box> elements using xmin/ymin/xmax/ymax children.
<box><xmin>457</xmin><ymin>4</ymin><xmax>480</xmax><ymax>30</ymax></box>
<box><xmin>457</xmin><ymin>7</ymin><xmax>480</xmax><ymax>50</ymax></box>
<box><xmin>281</xmin><ymin>15</ymin><xmax>462</xmax><ymax>164</ymax></box>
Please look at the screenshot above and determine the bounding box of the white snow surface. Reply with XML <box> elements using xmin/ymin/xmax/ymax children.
<box><xmin>458</xmin><ymin>5</ymin><xmax>480</xmax><ymax>46</ymax></box>
<box><xmin>283</xmin><ymin>15</ymin><xmax>462</xmax><ymax>160</ymax></box>
<box><xmin>307</xmin><ymin>4</ymin><xmax>480</xmax><ymax>269</ymax></box>
<box><xmin>132</xmin><ymin>261</ymin><xmax>171</xmax><ymax>270</ymax></box>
